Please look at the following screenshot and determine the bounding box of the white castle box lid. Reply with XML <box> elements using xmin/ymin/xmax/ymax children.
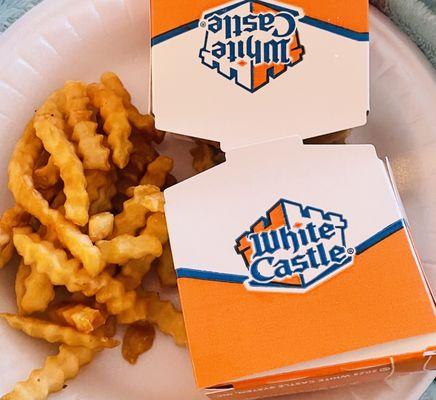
<box><xmin>150</xmin><ymin>0</ymin><xmax>369</xmax><ymax>150</ymax></box>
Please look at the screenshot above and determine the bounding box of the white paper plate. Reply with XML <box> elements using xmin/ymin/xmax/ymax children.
<box><xmin>0</xmin><ymin>1</ymin><xmax>435</xmax><ymax>399</ymax></box>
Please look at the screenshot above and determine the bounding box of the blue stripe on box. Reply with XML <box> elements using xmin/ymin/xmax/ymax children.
<box><xmin>151</xmin><ymin>15</ymin><xmax>369</xmax><ymax>46</ymax></box>
<box><xmin>151</xmin><ymin>20</ymin><xmax>199</xmax><ymax>46</ymax></box>
<box><xmin>176</xmin><ymin>268</ymin><xmax>247</xmax><ymax>283</ymax></box>
<box><xmin>300</xmin><ymin>16</ymin><xmax>369</xmax><ymax>42</ymax></box>
<box><xmin>355</xmin><ymin>219</ymin><xmax>405</xmax><ymax>254</ymax></box>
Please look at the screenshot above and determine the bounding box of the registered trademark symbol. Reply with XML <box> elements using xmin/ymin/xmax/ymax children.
<box><xmin>200</xmin><ymin>21</ymin><xmax>206</xmax><ymax>28</ymax></box>
<box><xmin>347</xmin><ymin>248</ymin><xmax>355</xmax><ymax>255</ymax></box>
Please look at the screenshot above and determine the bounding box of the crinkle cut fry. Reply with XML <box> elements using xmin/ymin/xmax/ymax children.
<box><xmin>0</xmin><ymin>314</ymin><xmax>118</xmax><ymax>349</ymax></box>
<box><xmin>0</xmin><ymin>204</ymin><xmax>29</xmax><ymax>268</ymax></box>
<box><xmin>64</xmin><ymin>81</ymin><xmax>110</xmax><ymax>171</ymax></box>
<box><xmin>112</xmin><ymin>185</ymin><xmax>164</xmax><ymax>236</ymax></box>
<box><xmin>53</xmin><ymin>304</ymin><xmax>106</xmax><ymax>333</ymax></box>
<box><xmin>156</xmin><ymin>242</ymin><xmax>177</xmax><ymax>287</ymax></box>
<box><xmin>139</xmin><ymin>156</ymin><xmax>174</xmax><ymax>189</ymax></box>
<box><xmin>100</xmin><ymin>72</ymin><xmax>157</xmax><ymax>135</ymax></box>
<box><xmin>146</xmin><ymin>292</ymin><xmax>187</xmax><ymax>346</ymax></box>
<box><xmin>63</xmin><ymin>81</ymin><xmax>93</xmax><ymax>127</ymax></box>
<box><xmin>72</xmin><ymin>121</ymin><xmax>111</xmax><ymax>171</ymax></box>
<box><xmin>118</xmin><ymin>255</ymin><xmax>154</xmax><ymax>291</ymax></box>
<box><xmin>33</xmin><ymin>157</ymin><xmax>60</xmax><ymax>189</ymax></box>
<box><xmin>116</xmin><ymin>131</ymin><xmax>158</xmax><ymax>195</ymax></box>
<box><xmin>97</xmin><ymin>232</ymin><xmax>162</xmax><ymax>265</ymax></box>
<box><xmin>34</xmin><ymin>94</ymin><xmax>89</xmax><ymax>226</ymax></box>
<box><xmin>7</xmin><ymin>121</ymin><xmax>48</xmax><ymax>226</ymax></box>
<box><xmin>190</xmin><ymin>142</ymin><xmax>217</xmax><ymax>172</ymax></box>
<box><xmin>86</xmin><ymin>170</ymin><xmax>117</xmax><ymax>216</ymax></box>
<box><xmin>8</xmin><ymin>121</ymin><xmax>104</xmax><ymax>277</ymax></box>
<box><xmin>118</xmin><ymin>292</ymin><xmax>187</xmax><ymax>345</ymax></box>
<box><xmin>100</xmin><ymin>72</ymin><xmax>150</xmax><ymax>130</ymax></box>
<box><xmin>15</xmin><ymin>260</ymin><xmax>31</xmax><ymax>315</ymax></box>
<box><xmin>88</xmin><ymin>212</ymin><xmax>114</xmax><ymax>242</ymax></box>
<box><xmin>1</xmin><ymin>345</ymin><xmax>94</xmax><ymax>400</ymax></box>
<box><xmin>20</xmin><ymin>222</ymin><xmax>56</xmax><ymax>315</ymax></box>
<box><xmin>12</xmin><ymin>229</ymin><xmax>138</xmax><ymax>316</ymax></box>
<box><xmin>118</xmin><ymin>212</ymin><xmax>169</xmax><ymax>290</ymax></box>
<box><xmin>87</xmin><ymin>83</ymin><xmax>132</xmax><ymax>169</ymax></box>
<box><xmin>21</xmin><ymin>264</ymin><xmax>55</xmax><ymax>314</ymax></box>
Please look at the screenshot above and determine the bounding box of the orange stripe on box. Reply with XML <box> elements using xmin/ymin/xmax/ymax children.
<box><xmin>207</xmin><ymin>349</ymin><xmax>436</xmax><ymax>399</ymax></box>
<box><xmin>178</xmin><ymin>229</ymin><xmax>436</xmax><ymax>388</ymax></box>
<box><xmin>151</xmin><ymin>0</ymin><xmax>368</xmax><ymax>38</ymax></box>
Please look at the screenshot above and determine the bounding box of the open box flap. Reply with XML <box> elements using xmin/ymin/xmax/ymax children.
<box><xmin>164</xmin><ymin>137</ymin><xmax>436</xmax><ymax>388</ymax></box>
<box><xmin>151</xmin><ymin>0</ymin><xmax>369</xmax><ymax>150</ymax></box>
<box><xmin>204</xmin><ymin>343</ymin><xmax>436</xmax><ymax>399</ymax></box>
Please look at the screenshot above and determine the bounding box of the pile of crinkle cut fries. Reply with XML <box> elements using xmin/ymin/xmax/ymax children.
<box><xmin>0</xmin><ymin>72</ymin><xmax>226</xmax><ymax>399</ymax></box>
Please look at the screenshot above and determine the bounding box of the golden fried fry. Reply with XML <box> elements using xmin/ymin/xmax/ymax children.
<box><xmin>13</xmin><ymin>230</ymin><xmax>137</xmax><ymax>315</ymax></box>
<box><xmin>8</xmin><ymin>121</ymin><xmax>45</xmax><ymax>215</ymax></box>
<box><xmin>94</xmin><ymin>315</ymin><xmax>117</xmax><ymax>339</ymax></box>
<box><xmin>146</xmin><ymin>292</ymin><xmax>187</xmax><ymax>346</ymax></box>
<box><xmin>142</xmin><ymin>212</ymin><xmax>168</xmax><ymax>243</ymax></box>
<box><xmin>72</xmin><ymin>121</ymin><xmax>110</xmax><ymax>171</ymax></box>
<box><xmin>15</xmin><ymin>260</ymin><xmax>31</xmax><ymax>315</ymax></box>
<box><xmin>0</xmin><ymin>205</ymin><xmax>29</xmax><ymax>268</ymax></box>
<box><xmin>117</xmin><ymin>297</ymin><xmax>148</xmax><ymax>325</ymax></box>
<box><xmin>86</xmin><ymin>170</ymin><xmax>117</xmax><ymax>215</ymax></box>
<box><xmin>122</xmin><ymin>322</ymin><xmax>155</xmax><ymax>364</ymax></box>
<box><xmin>119</xmin><ymin>256</ymin><xmax>154</xmax><ymax>291</ymax></box>
<box><xmin>118</xmin><ymin>212</ymin><xmax>169</xmax><ymax>290</ymax></box>
<box><xmin>100</xmin><ymin>72</ymin><xmax>154</xmax><ymax>132</ymax></box>
<box><xmin>1</xmin><ymin>345</ymin><xmax>94</xmax><ymax>400</ymax></box>
<box><xmin>156</xmin><ymin>243</ymin><xmax>177</xmax><ymax>287</ymax></box>
<box><xmin>116</xmin><ymin>131</ymin><xmax>158</xmax><ymax>195</ymax></box>
<box><xmin>63</xmin><ymin>81</ymin><xmax>93</xmax><ymax>127</ymax></box>
<box><xmin>33</xmin><ymin>157</ymin><xmax>60</xmax><ymax>189</ymax></box>
<box><xmin>190</xmin><ymin>142</ymin><xmax>216</xmax><ymax>172</ymax></box>
<box><xmin>13</xmin><ymin>228</ymin><xmax>83</xmax><ymax>292</ymax></box>
<box><xmin>39</xmin><ymin>225</ymin><xmax>61</xmax><ymax>249</ymax></box>
<box><xmin>63</xmin><ymin>81</ymin><xmax>111</xmax><ymax>171</ymax></box>
<box><xmin>21</xmin><ymin>265</ymin><xmax>55</xmax><ymax>314</ymax></box>
<box><xmin>87</xmin><ymin>83</ymin><xmax>132</xmax><ymax>168</ymax></box>
<box><xmin>88</xmin><ymin>212</ymin><xmax>114</xmax><ymax>242</ymax></box>
<box><xmin>8</xmin><ymin>122</ymin><xmax>103</xmax><ymax>275</ymax></box>
<box><xmin>0</xmin><ymin>314</ymin><xmax>118</xmax><ymax>349</ymax></box>
<box><xmin>139</xmin><ymin>156</ymin><xmax>174</xmax><ymax>189</ymax></box>
<box><xmin>112</xmin><ymin>185</ymin><xmax>164</xmax><ymax>236</ymax></box>
<box><xmin>97</xmin><ymin>232</ymin><xmax>162</xmax><ymax>264</ymax></box>
<box><xmin>53</xmin><ymin>304</ymin><xmax>106</xmax><ymax>334</ymax></box>
<box><xmin>34</xmin><ymin>94</ymin><xmax>89</xmax><ymax>226</ymax></box>
<box><xmin>54</xmin><ymin>212</ymin><xmax>104</xmax><ymax>276</ymax></box>
<box><xmin>303</xmin><ymin>129</ymin><xmax>351</xmax><ymax>145</ymax></box>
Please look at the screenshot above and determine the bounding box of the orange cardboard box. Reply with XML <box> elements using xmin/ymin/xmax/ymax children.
<box><xmin>163</xmin><ymin>139</ymin><xmax>436</xmax><ymax>399</ymax></box>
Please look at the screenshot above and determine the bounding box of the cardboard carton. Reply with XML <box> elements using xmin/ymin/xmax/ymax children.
<box><xmin>150</xmin><ymin>0</ymin><xmax>436</xmax><ymax>398</ymax></box>
<box><xmin>164</xmin><ymin>138</ymin><xmax>436</xmax><ymax>398</ymax></box>
<box><xmin>150</xmin><ymin>0</ymin><xmax>369</xmax><ymax>149</ymax></box>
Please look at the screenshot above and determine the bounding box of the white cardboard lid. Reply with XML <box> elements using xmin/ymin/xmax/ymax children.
<box><xmin>151</xmin><ymin>0</ymin><xmax>369</xmax><ymax>150</ymax></box>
